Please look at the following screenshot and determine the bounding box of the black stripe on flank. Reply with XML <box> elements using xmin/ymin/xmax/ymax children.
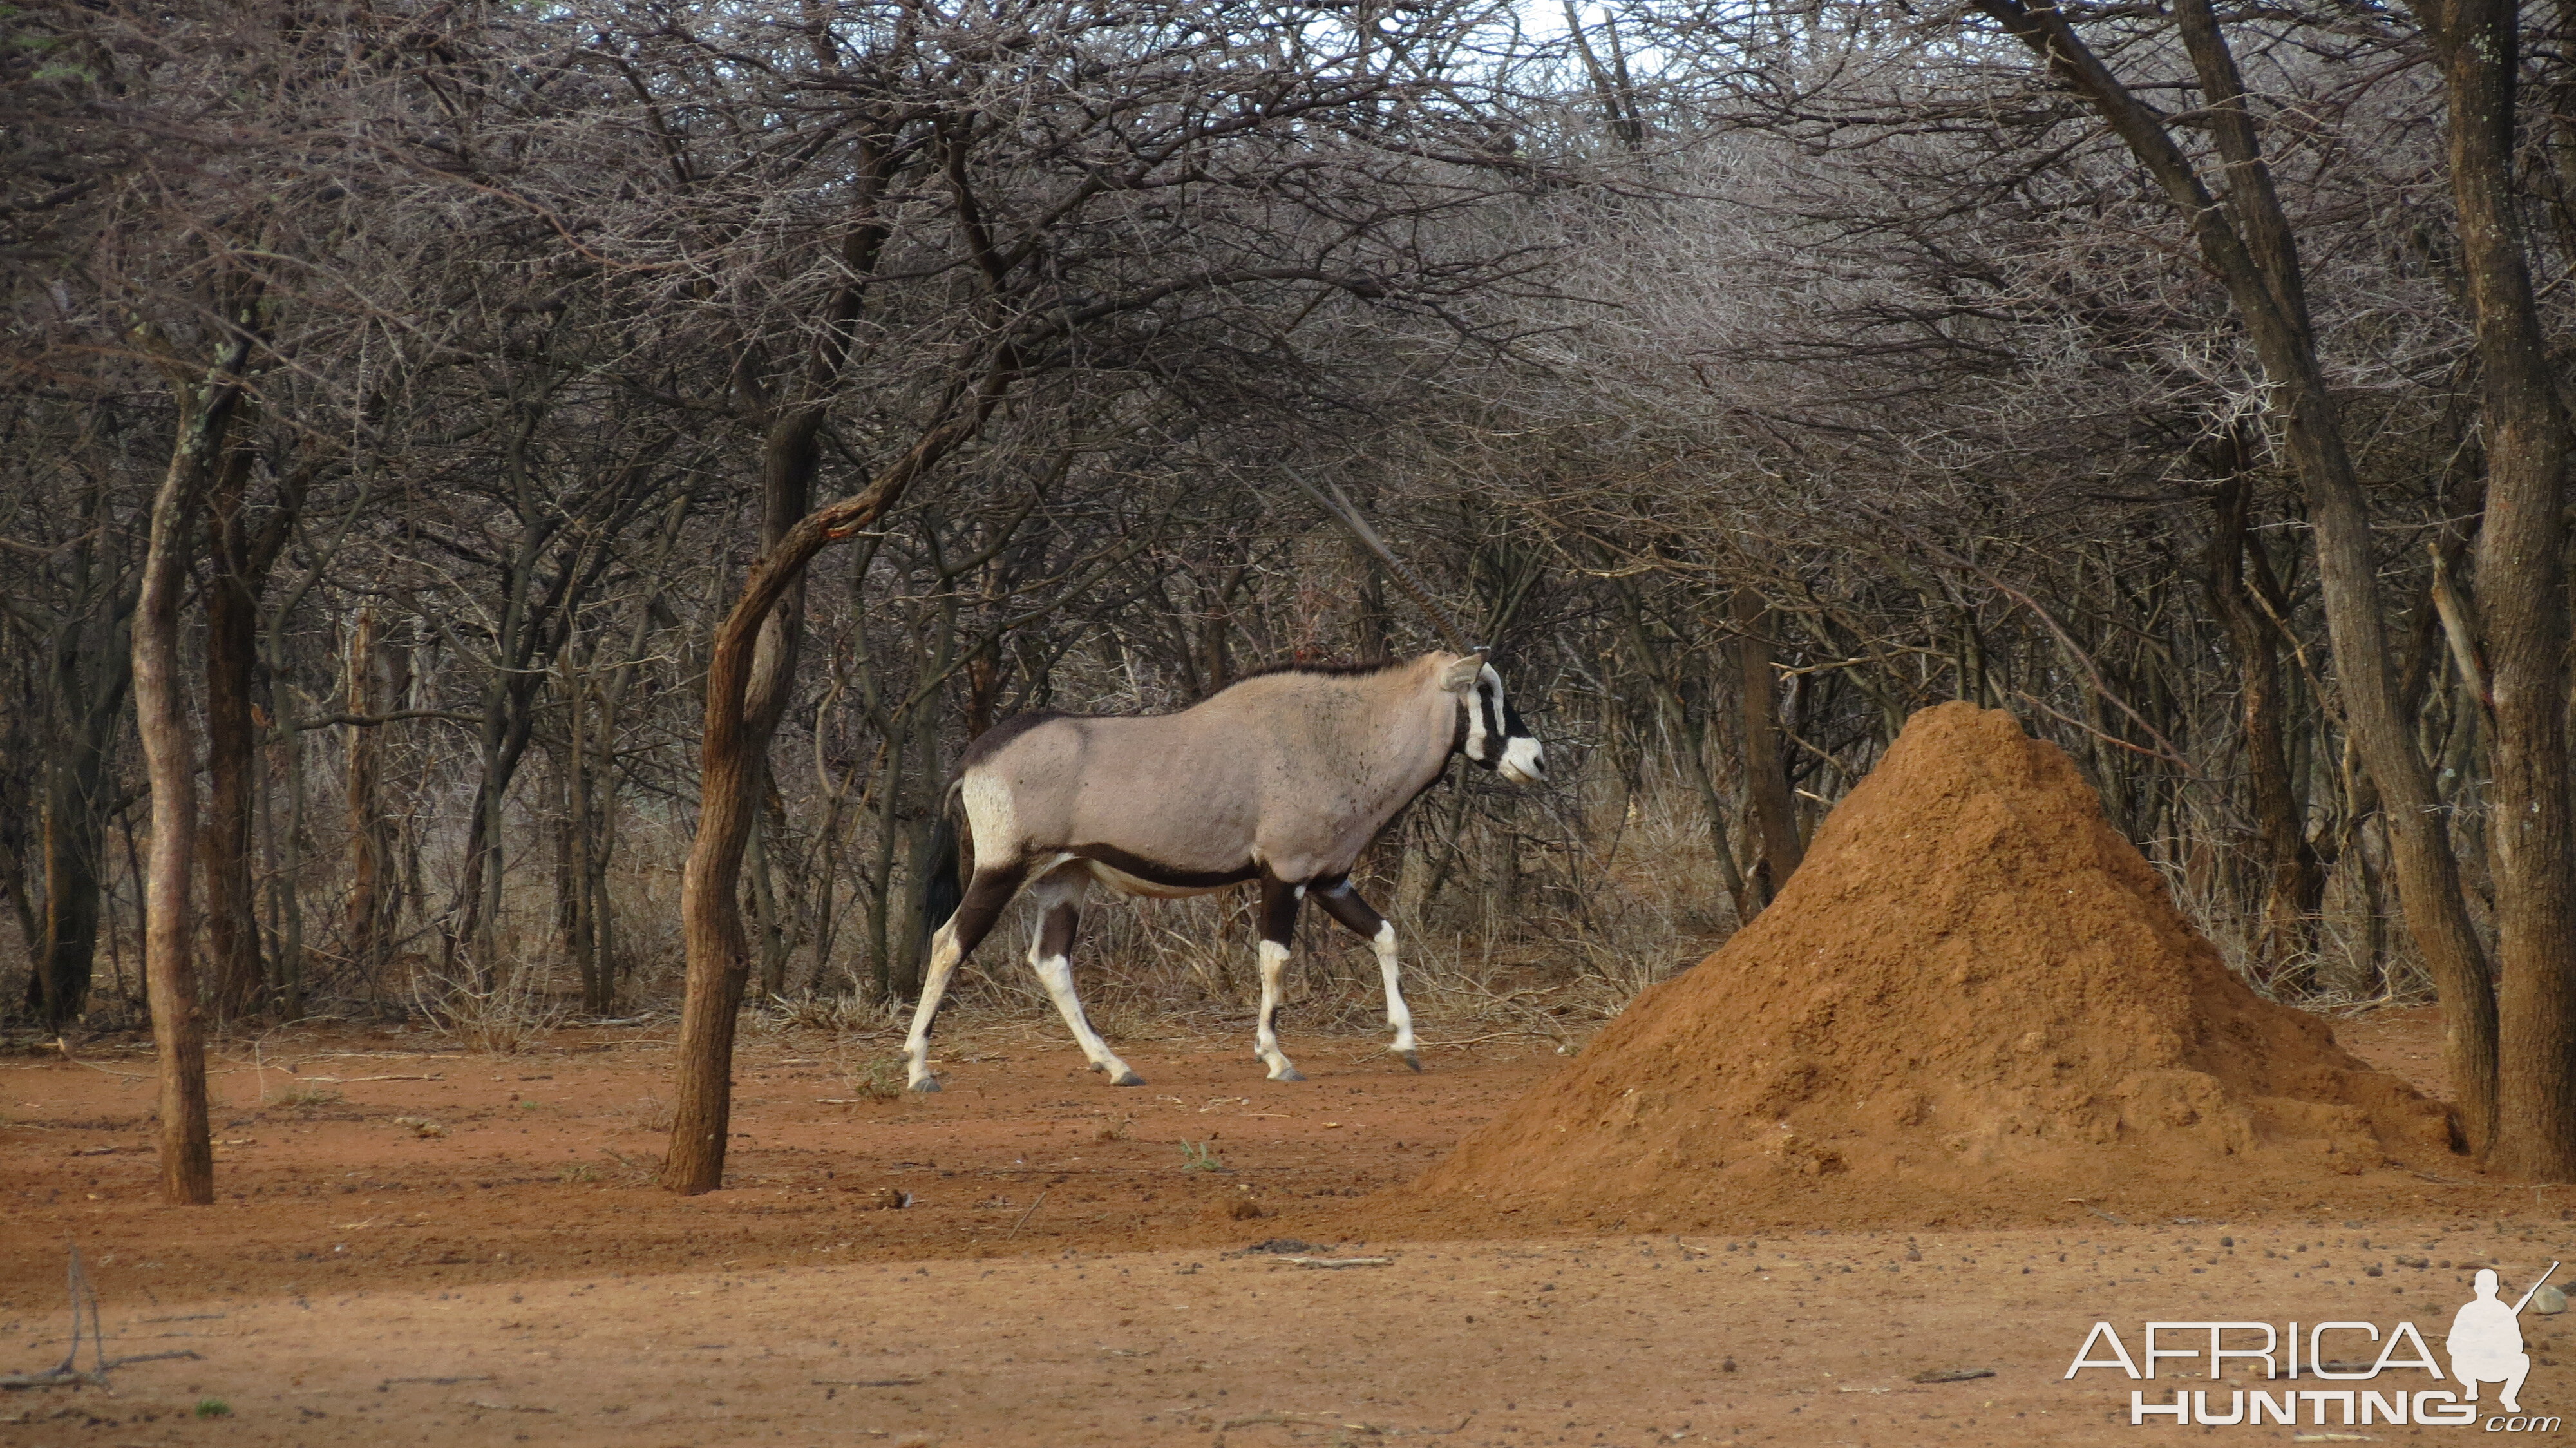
<box><xmin>1071</xmin><ymin>844</ymin><xmax>1261</xmax><ymax>891</ymax></box>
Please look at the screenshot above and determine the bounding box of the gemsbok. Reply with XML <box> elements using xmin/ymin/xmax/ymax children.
<box><xmin>904</xmin><ymin>483</ymin><xmax>1544</xmax><ymax>1091</ymax></box>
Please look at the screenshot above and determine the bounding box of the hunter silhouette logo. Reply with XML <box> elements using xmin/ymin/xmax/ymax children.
<box><xmin>2064</xmin><ymin>1261</ymin><xmax>2561</xmax><ymax>1429</ymax></box>
<box><xmin>2450</xmin><ymin>1264</ymin><xmax>2553</xmax><ymax>1415</ymax></box>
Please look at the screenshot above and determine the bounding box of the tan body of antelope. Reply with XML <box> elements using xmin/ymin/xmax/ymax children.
<box><xmin>907</xmin><ymin>649</ymin><xmax>1544</xmax><ymax>1090</ymax></box>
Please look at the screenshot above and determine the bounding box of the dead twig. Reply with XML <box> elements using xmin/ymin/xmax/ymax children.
<box><xmin>1220</xmin><ymin>1410</ymin><xmax>1389</xmax><ymax>1434</ymax></box>
<box><xmin>1910</xmin><ymin>1367</ymin><xmax>1994</xmax><ymax>1384</ymax></box>
<box><xmin>99</xmin><ymin>1351</ymin><xmax>202</xmax><ymax>1369</ymax></box>
<box><xmin>52</xmin><ymin>1040</ymin><xmax>147</xmax><ymax>1081</ymax></box>
<box><xmin>1005</xmin><ymin>1187</ymin><xmax>1050</xmax><ymax>1241</ymax></box>
<box><xmin>810</xmin><ymin>1378</ymin><xmax>923</xmax><ymax>1387</ymax></box>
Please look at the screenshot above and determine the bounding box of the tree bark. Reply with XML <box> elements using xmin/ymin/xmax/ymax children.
<box><xmin>1734</xmin><ymin>587</ymin><xmax>1803</xmax><ymax>911</ymax></box>
<box><xmin>344</xmin><ymin>607</ymin><xmax>410</xmax><ymax>989</ymax></box>
<box><xmin>1613</xmin><ymin>584</ymin><xmax>1754</xmax><ymax>926</ymax></box>
<box><xmin>136</xmin><ymin>336</ymin><xmax>253</xmax><ymax>1207</ymax></box>
<box><xmin>2205</xmin><ymin>458</ymin><xmax>2326</xmax><ymax>981</ymax></box>
<box><xmin>2410</xmin><ymin>0</ymin><xmax>2576</xmax><ymax>1179</ymax></box>
<box><xmin>27</xmin><ymin>524</ymin><xmax>133</xmax><ymax>1029</ymax></box>
<box><xmin>201</xmin><ymin>446</ymin><xmax>266</xmax><ymax>1020</ymax></box>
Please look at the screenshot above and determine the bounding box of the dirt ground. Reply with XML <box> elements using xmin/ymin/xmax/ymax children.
<box><xmin>7</xmin><ymin>1006</ymin><xmax>2576</xmax><ymax>1447</ymax></box>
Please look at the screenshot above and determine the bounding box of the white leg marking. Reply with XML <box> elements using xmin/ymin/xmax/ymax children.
<box><xmin>1030</xmin><ymin>942</ymin><xmax>1140</xmax><ymax>1086</ymax></box>
<box><xmin>904</xmin><ymin>923</ymin><xmax>964</xmax><ymax>1091</ymax></box>
<box><xmin>1374</xmin><ymin>920</ymin><xmax>1420</xmax><ymax>1069</ymax></box>
<box><xmin>1255</xmin><ymin>939</ymin><xmax>1301</xmax><ymax>1081</ymax></box>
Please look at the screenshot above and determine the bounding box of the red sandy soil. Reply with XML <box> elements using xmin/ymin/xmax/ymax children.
<box><xmin>5</xmin><ymin>1011</ymin><xmax>2575</xmax><ymax>1447</ymax></box>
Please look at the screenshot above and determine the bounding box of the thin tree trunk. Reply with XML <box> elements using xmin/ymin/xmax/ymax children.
<box><xmin>29</xmin><ymin>558</ymin><xmax>133</xmax><ymax>1029</ymax></box>
<box><xmin>1734</xmin><ymin>587</ymin><xmax>1803</xmax><ymax>911</ymax></box>
<box><xmin>200</xmin><ymin>447</ymin><xmax>266</xmax><ymax>1020</ymax></box>
<box><xmin>344</xmin><ymin>607</ymin><xmax>408</xmax><ymax>989</ymax></box>
<box><xmin>1612</xmin><ymin>587</ymin><xmax>1753</xmax><ymax>924</ymax></box>
<box><xmin>137</xmin><ymin>335</ymin><xmax>253</xmax><ymax>1207</ymax></box>
<box><xmin>2206</xmin><ymin>459</ymin><xmax>2325</xmax><ymax>980</ymax></box>
<box><xmin>270</xmin><ymin>689</ymin><xmax>308</xmax><ymax>1016</ymax></box>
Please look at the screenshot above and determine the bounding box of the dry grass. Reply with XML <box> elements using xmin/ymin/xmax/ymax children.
<box><xmin>408</xmin><ymin>955</ymin><xmax>569</xmax><ymax>1055</ymax></box>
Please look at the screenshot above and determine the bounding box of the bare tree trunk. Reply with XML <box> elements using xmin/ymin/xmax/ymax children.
<box><xmin>200</xmin><ymin>447</ymin><xmax>266</xmax><ymax>1020</ymax></box>
<box><xmin>33</xmin><ymin>676</ymin><xmax>121</xmax><ymax>1029</ymax></box>
<box><xmin>2205</xmin><ymin>459</ymin><xmax>2325</xmax><ymax>980</ymax></box>
<box><xmin>137</xmin><ymin>336</ymin><xmax>252</xmax><ymax>1207</ymax></box>
<box><xmin>2411</xmin><ymin>0</ymin><xmax>2576</xmax><ymax>1179</ymax></box>
<box><xmin>1734</xmin><ymin>587</ymin><xmax>1803</xmax><ymax>911</ymax></box>
<box><xmin>1612</xmin><ymin>584</ymin><xmax>1753</xmax><ymax>925</ymax></box>
<box><xmin>344</xmin><ymin>607</ymin><xmax>408</xmax><ymax>989</ymax></box>
<box><xmin>269</xmin><ymin>689</ymin><xmax>309</xmax><ymax>1016</ymax></box>
<box><xmin>28</xmin><ymin>512</ymin><xmax>133</xmax><ymax>1029</ymax></box>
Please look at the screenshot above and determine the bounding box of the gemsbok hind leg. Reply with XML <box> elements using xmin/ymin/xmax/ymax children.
<box><xmin>905</xmin><ymin>864</ymin><xmax>1026</xmax><ymax>1092</ymax></box>
<box><xmin>1253</xmin><ymin>877</ymin><xmax>1305</xmax><ymax>1081</ymax></box>
<box><xmin>1022</xmin><ymin>864</ymin><xmax>1141</xmax><ymax>1085</ymax></box>
<box><xmin>1315</xmin><ymin>879</ymin><xmax>1419</xmax><ymax>1070</ymax></box>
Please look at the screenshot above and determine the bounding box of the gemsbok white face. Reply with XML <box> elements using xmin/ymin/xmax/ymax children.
<box><xmin>1457</xmin><ymin>661</ymin><xmax>1545</xmax><ymax>785</ymax></box>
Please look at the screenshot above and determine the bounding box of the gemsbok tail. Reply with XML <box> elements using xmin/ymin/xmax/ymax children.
<box><xmin>920</xmin><ymin>783</ymin><xmax>971</xmax><ymax>946</ymax></box>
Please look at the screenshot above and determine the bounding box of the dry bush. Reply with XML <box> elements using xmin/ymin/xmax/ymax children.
<box><xmin>408</xmin><ymin>956</ymin><xmax>567</xmax><ymax>1055</ymax></box>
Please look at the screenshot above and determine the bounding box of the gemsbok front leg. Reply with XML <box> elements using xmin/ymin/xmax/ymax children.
<box><xmin>1315</xmin><ymin>879</ymin><xmax>1419</xmax><ymax>1070</ymax></box>
<box><xmin>1021</xmin><ymin>864</ymin><xmax>1142</xmax><ymax>1085</ymax></box>
<box><xmin>905</xmin><ymin>864</ymin><xmax>1025</xmax><ymax>1092</ymax></box>
<box><xmin>1253</xmin><ymin>876</ymin><xmax>1305</xmax><ymax>1081</ymax></box>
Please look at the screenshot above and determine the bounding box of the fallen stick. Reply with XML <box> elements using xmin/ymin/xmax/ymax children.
<box><xmin>811</xmin><ymin>1378</ymin><xmax>923</xmax><ymax>1388</ymax></box>
<box><xmin>1414</xmin><ymin>1031</ymin><xmax>1560</xmax><ymax>1051</ymax></box>
<box><xmin>1277</xmin><ymin>1257</ymin><xmax>1393</xmax><ymax>1270</ymax></box>
<box><xmin>1005</xmin><ymin>1188</ymin><xmax>1050</xmax><ymax>1241</ymax></box>
<box><xmin>1220</xmin><ymin>1411</ymin><xmax>1388</xmax><ymax>1434</ymax></box>
<box><xmin>0</xmin><ymin>1369</ymin><xmax>107</xmax><ymax>1390</ymax></box>
<box><xmin>52</xmin><ymin>1040</ymin><xmax>147</xmax><ymax>1081</ymax></box>
<box><xmin>296</xmin><ymin>1074</ymin><xmax>444</xmax><ymax>1083</ymax></box>
<box><xmin>2409</xmin><ymin>1170</ymin><xmax>2491</xmax><ymax>1187</ymax></box>
<box><xmin>106</xmin><ymin>1351</ymin><xmax>202</xmax><ymax>1367</ymax></box>
<box><xmin>461</xmin><ymin>1398</ymin><xmax>554</xmax><ymax>1413</ymax></box>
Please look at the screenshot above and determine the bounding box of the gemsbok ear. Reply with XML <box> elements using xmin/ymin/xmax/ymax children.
<box><xmin>1439</xmin><ymin>655</ymin><xmax>1484</xmax><ymax>694</ymax></box>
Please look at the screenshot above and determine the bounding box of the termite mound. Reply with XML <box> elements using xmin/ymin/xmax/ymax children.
<box><xmin>1398</xmin><ymin>702</ymin><xmax>2456</xmax><ymax>1231</ymax></box>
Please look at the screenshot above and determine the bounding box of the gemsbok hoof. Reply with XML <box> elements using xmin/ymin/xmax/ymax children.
<box><xmin>1269</xmin><ymin>1067</ymin><xmax>1305</xmax><ymax>1083</ymax></box>
<box><xmin>1110</xmin><ymin>1069</ymin><xmax>1144</xmax><ymax>1087</ymax></box>
<box><xmin>1397</xmin><ymin>1049</ymin><xmax>1423</xmax><ymax>1072</ymax></box>
<box><xmin>908</xmin><ymin>1076</ymin><xmax>942</xmax><ymax>1094</ymax></box>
